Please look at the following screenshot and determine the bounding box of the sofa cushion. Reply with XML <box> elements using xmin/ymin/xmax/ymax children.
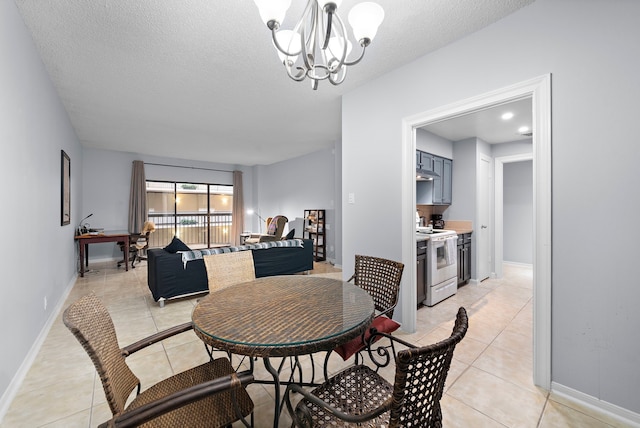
<box><xmin>163</xmin><ymin>236</ymin><xmax>191</xmax><ymax>253</ymax></box>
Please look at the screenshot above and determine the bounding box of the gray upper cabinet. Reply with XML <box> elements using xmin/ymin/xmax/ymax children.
<box><xmin>433</xmin><ymin>157</ymin><xmax>452</xmax><ymax>204</ymax></box>
<box><xmin>442</xmin><ymin>158</ymin><xmax>452</xmax><ymax>204</ymax></box>
<box><xmin>416</xmin><ymin>150</ymin><xmax>434</xmax><ymax>175</ymax></box>
<box><xmin>416</xmin><ymin>150</ymin><xmax>452</xmax><ymax>205</ymax></box>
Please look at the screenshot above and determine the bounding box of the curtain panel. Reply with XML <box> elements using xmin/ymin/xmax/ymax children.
<box><xmin>231</xmin><ymin>170</ymin><xmax>244</xmax><ymax>246</ymax></box>
<box><xmin>128</xmin><ymin>160</ymin><xmax>147</xmax><ymax>233</ymax></box>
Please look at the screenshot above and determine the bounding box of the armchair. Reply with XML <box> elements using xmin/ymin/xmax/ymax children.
<box><xmin>245</xmin><ymin>215</ymin><xmax>288</xmax><ymax>243</ymax></box>
<box><xmin>286</xmin><ymin>307</ymin><xmax>468</xmax><ymax>427</ymax></box>
<box><xmin>63</xmin><ymin>293</ymin><xmax>254</xmax><ymax>427</ymax></box>
<box><xmin>323</xmin><ymin>255</ymin><xmax>404</xmax><ymax>380</ymax></box>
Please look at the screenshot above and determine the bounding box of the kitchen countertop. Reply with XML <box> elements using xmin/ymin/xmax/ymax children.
<box><xmin>441</xmin><ymin>220</ymin><xmax>473</xmax><ymax>236</ymax></box>
<box><xmin>450</xmin><ymin>228</ymin><xmax>474</xmax><ymax>234</ymax></box>
<box><xmin>415</xmin><ymin>220</ymin><xmax>474</xmax><ymax>241</ymax></box>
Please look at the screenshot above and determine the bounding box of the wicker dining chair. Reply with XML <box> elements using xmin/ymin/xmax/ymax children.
<box><xmin>202</xmin><ymin>250</ymin><xmax>256</xmax><ymax>361</ymax></box>
<box><xmin>286</xmin><ymin>307</ymin><xmax>468</xmax><ymax>428</ymax></box>
<box><xmin>203</xmin><ymin>250</ymin><xmax>256</xmax><ymax>292</ymax></box>
<box><xmin>323</xmin><ymin>255</ymin><xmax>404</xmax><ymax>379</ymax></box>
<box><xmin>63</xmin><ymin>293</ymin><xmax>254</xmax><ymax>428</ymax></box>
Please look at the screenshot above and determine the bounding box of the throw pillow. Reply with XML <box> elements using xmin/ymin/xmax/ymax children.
<box><xmin>284</xmin><ymin>228</ymin><xmax>295</xmax><ymax>240</ymax></box>
<box><xmin>334</xmin><ymin>315</ymin><xmax>401</xmax><ymax>361</ymax></box>
<box><xmin>163</xmin><ymin>236</ymin><xmax>191</xmax><ymax>253</ymax></box>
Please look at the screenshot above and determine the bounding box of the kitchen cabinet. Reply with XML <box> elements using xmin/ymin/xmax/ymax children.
<box><xmin>416</xmin><ymin>150</ymin><xmax>453</xmax><ymax>205</ymax></box>
<box><xmin>432</xmin><ymin>157</ymin><xmax>452</xmax><ymax>204</ymax></box>
<box><xmin>416</xmin><ymin>150</ymin><xmax>434</xmax><ymax>175</ymax></box>
<box><xmin>457</xmin><ymin>232</ymin><xmax>472</xmax><ymax>285</ymax></box>
<box><xmin>416</xmin><ymin>240</ymin><xmax>428</xmax><ymax>305</ymax></box>
<box><xmin>304</xmin><ymin>209</ymin><xmax>326</xmax><ymax>261</ymax></box>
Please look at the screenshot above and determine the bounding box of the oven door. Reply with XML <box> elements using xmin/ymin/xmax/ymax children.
<box><xmin>427</xmin><ymin>235</ymin><xmax>458</xmax><ymax>286</ymax></box>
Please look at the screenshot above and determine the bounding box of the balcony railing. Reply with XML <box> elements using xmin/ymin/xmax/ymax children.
<box><xmin>148</xmin><ymin>212</ymin><xmax>232</xmax><ymax>249</ymax></box>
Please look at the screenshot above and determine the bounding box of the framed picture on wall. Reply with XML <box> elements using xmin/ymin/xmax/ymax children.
<box><xmin>61</xmin><ymin>150</ymin><xmax>71</xmax><ymax>225</ymax></box>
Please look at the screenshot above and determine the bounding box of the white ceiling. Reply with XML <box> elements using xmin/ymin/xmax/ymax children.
<box><xmin>422</xmin><ymin>97</ymin><xmax>533</xmax><ymax>143</ymax></box>
<box><xmin>14</xmin><ymin>0</ymin><xmax>535</xmax><ymax>166</ymax></box>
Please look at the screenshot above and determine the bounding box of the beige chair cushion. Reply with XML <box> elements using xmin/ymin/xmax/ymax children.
<box><xmin>203</xmin><ymin>251</ymin><xmax>256</xmax><ymax>292</ymax></box>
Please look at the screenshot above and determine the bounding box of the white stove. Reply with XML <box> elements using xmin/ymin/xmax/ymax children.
<box><xmin>419</xmin><ymin>228</ymin><xmax>458</xmax><ymax>306</ymax></box>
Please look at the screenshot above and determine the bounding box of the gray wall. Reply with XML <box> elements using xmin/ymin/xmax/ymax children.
<box><xmin>503</xmin><ymin>161</ymin><xmax>533</xmax><ymax>264</ymax></box>
<box><xmin>81</xmin><ymin>148</ymin><xmax>253</xmax><ymax>260</ymax></box>
<box><xmin>252</xmin><ymin>146</ymin><xmax>341</xmax><ymax>265</ymax></box>
<box><xmin>80</xmin><ymin>145</ymin><xmax>341</xmax><ymax>264</ymax></box>
<box><xmin>342</xmin><ymin>0</ymin><xmax>640</xmax><ymax>415</ymax></box>
<box><xmin>0</xmin><ymin>0</ymin><xmax>83</xmax><ymax>411</ymax></box>
<box><xmin>416</xmin><ymin>128</ymin><xmax>453</xmax><ymax>158</ymax></box>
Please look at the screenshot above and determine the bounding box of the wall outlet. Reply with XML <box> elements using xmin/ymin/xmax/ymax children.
<box><xmin>348</xmin><ymin>193</ymin><xmax>355</xmax><ymax>204</ymax></box>
<box><xmin>43</xmin><ymin>296</ymin><xmax>47</xmax><ymax>311</ymax></box>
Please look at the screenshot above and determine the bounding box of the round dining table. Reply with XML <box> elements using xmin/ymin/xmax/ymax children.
<box><xmin>192</xmin><ymin>275</ymin><xmax>375</xmax><ymax>427</ymax></box>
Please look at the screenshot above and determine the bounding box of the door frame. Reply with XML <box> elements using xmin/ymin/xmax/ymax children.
<box><xmin>494</xmin><ymin>153</ymin><xmax>534</xmax><ymax>279</ymax></box>
<box><xmin>477</xmin><ymin>153</ymin><xmax>493</xmax><ymax>282</ymax></box>
<box><xmin>401</xmin><ymin>74</ymin><xmax>551</xmax><ymax>389</ymax></box>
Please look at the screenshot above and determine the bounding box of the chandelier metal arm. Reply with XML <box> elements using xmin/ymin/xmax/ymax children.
<box><xmin>322</xmin><ymin>11</ymin><xmax>333</xmax><ymax>50</ymax></box>
<box><xmin>301</xmin><ymin>5</ymin><xmax>318</xmax><ymax>72</ymax></box>
<box><xmin>256</xmin><ymin>0</ymin><xmax>383</xmax><ymax>89</ymax></box>
<box><xmin>285</xmin><ymin>65</ymin><xmax>307</xmax><ymax>82</ymax></box>
<box><xmin>271</xmin><ymin>28</ymin><xmax>302</xmax><ymax>57</ymax></box>
<box><xmin>342</xmin><ymin>45</ymin><xmax>367</xmax><ymax>67</ymax></box>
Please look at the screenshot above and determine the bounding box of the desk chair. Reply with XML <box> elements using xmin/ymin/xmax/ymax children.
<box><xmin>118</xmin><ymin>221</ymin><xmax>155</xmax><ymax>268</ymax></box>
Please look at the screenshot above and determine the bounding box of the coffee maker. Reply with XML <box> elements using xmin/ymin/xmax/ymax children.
<box><xmin>431</xmin><ymin>214</ymin><xmax>445</xmax><ymax>229</ymax></box>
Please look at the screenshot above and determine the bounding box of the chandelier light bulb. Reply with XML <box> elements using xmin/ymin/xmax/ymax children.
<box><xmin>348</xmin><ymin>2</ymin><xmax>385</xmax><ymax>44</ymax></box>
<box><xmin>254</xmin><ymin>0</ymin><xmax>291</xmax><ymax>28</ymax></box>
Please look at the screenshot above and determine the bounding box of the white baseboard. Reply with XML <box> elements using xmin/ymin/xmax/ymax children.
<box><xmin>551</xmin><ymin>382</ymin><xmax>640</xmax><ymax>427</ymax></box>
<box><xmin>0</xmin><ymin>273</ymin><xmax>78</xmax><ymax>424</ymax></box>
<box><xmin>503</xmin><ymin>260</ymin><xmax>533</xmax><ymax>269</ymax></box>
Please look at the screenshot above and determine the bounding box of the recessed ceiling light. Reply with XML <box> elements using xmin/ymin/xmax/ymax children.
<box><xmin>501</xmin><ymin>112</ymin><xmax>514</xmax><ymax>120</ymax></box>
<box><xmin>518</xmin><ymin>126</ymin><xmax>530</xmax><ymax>133</ymax></box>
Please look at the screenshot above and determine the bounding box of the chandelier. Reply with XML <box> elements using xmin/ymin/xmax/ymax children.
<box><xmin>253</xmin><ymin>0</ymin><xmax>384</xmax><ymax>90</ymax></box>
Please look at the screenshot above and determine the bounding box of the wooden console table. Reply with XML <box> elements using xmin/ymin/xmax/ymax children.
<box><xmin>75</xmin><ymin>233</ymin><xmax>129</xmax><ymax>277</ymax></box>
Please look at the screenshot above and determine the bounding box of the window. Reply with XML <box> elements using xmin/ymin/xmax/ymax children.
<box><xmin>147</xmin><ymin>181</ymin><xmax>233</xmax><ymax>249</ymax></box>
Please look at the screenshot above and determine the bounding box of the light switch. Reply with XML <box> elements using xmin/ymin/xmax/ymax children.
<box><xmin>348</xmin><ymin>193</ymin><xmax>355</xmax><ymax>204</ymax></box>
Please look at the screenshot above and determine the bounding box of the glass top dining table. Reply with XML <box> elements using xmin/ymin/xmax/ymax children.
<box><xmin>192</xmin><ymin>275</ymin><xmax>375</xmax><ymax>427</ymax></box>
<box><xmin>192</xmin><ymin>275</ymin><xmax>376</xmax><ymax>358</ymax></box>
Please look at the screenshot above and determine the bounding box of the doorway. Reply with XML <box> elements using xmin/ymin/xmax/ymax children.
<box><xmin>401</xmin><ymin>74</ymin><xmax>551</xmax><ymax>389</ymax></box>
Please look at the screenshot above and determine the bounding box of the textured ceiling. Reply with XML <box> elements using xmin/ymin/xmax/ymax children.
<box><xmin>14</xmin><ymin>0</ymin><xmax>535</xmax><ymax>166</ymax></box>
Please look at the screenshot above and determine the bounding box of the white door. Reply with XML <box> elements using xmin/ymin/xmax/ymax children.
<box><xmin>477</xmin><ymin>155</ymin><xmax>492</xmax><ymax>281</ymax></box>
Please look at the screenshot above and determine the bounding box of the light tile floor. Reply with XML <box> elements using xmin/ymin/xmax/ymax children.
<box><xmin>1</xmin><ymin>262</ymin><xmax>625</xmax><ymax>427</ymax></box>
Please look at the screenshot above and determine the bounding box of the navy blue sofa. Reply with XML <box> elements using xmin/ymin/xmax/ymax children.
<box><xmin>147</xmin><ymin>239</ymin><xmax>314</xmax><ymax>306</ymax></box>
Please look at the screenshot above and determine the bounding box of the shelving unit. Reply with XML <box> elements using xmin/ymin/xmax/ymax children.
<box><xmin>303</xmin><ymin>209</ymin><xmax>326</xmax><ymax>261</ymax></box>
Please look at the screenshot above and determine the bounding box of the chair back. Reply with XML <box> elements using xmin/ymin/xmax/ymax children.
<box><xmin>63</xmin><ymin>294</ymin><xmax>140</xmax><ymax>417</ymax></box>
<box><xmin>265</xmin><ymin>215</ymin><xmax>288</xmax><ymax>239</ymax></box>
<box><xmin>389</xmin><ymin>307</ymin><xmax>468</xmax><ymax>427</ymax></box>
<box><xmin>134</xmin><ymin>221</ymin><xmax>155</xmax><ymax>249</ymax></box>
<box><xmin>204</xmin><ymin>251</ymin><xmax>256</xmax><ymax>292</ymax></box>
<box><xmin>351</xmin><ymin>255</ymin><xmax>404</xmax><ymax>318</ymax></box>
<box><xmin>141</xmin><ymin>220</ymin><xmax>156</xmax><ymax>234</ymax></box>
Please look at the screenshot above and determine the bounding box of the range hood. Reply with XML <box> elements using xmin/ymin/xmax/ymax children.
<box><xmin>416</xmin><ymin>170</ymin><xmax>440</xmax><ymax>181</ymax></box>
